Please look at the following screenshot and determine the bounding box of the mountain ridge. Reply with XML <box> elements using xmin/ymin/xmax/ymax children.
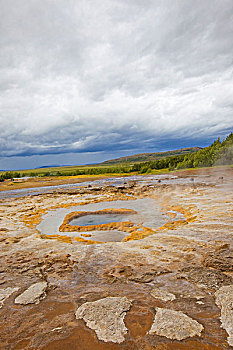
<box><xmin>99</xmin><ymin>147</ymin><xmax>202</xmax><ymax>165</ymax></box>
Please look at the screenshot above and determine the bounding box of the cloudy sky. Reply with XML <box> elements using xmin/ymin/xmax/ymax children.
<box><xmin>0</xmin><ymin>0</ymin><xmax>233</xmax><ymax>170</ymax></box>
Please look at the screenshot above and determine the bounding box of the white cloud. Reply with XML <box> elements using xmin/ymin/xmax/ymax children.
<box><xmin>0</xmin><ymin>0</ymin><xmax>232</xmax><ymax>159</ymax></box>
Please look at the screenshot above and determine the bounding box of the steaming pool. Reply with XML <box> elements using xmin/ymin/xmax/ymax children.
<box><xmin>37</xmin><ymin>198</ymin><xmax>184</xmax><ymax>243</ymax></box>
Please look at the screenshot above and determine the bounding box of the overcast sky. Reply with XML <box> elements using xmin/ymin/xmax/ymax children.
<box><xmin>0</xmin><ymin>0</ymin><xmax>233</xmax><ymax>170</ymax></box>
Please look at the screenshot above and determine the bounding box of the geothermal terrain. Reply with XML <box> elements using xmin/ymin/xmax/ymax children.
<box><xmin>0</xmin><ymin>168</ymin><xmax>232</xmax><ymax>350</ymax></box>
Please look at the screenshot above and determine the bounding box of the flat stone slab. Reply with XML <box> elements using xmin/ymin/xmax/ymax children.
<box><xmin>215</xmin><ymin>284</ymin><xmax>233</xmax><ymax>346</ymax></box>
<box><xmin>0</xmin><ymin>287</ymin><xmax>19</xmax><ymax>308</ymax></box>
<box><xmin>150</xmin><ymin>288</ymin><xmax>176</xmax><ymax>301</ymax></box>
<box><xmin>15</xmin><ymin>282</ymin><xmax>47</xmax><ymax>305</ymax></box>
<box><xmin>148</xmin><ymin>307</ymin><xmax>203</xmax><ymax>340</ymax></box>
<box><xmin>75</xmin><ymin>296</ymin><xmax>132</xmax><ymax>343</ymax></box>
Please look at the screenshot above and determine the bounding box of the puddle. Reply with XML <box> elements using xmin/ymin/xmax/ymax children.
<box><xmin>81</xmin><ymin>230</ymin><xmax>128</xmax><ymax>242</ymax></box>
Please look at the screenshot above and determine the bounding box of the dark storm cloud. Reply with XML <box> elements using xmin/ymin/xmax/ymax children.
<box><xmin>0</xmin><ymin>0</ymin><xmax>233</xmax><ymax>159</ymax></box>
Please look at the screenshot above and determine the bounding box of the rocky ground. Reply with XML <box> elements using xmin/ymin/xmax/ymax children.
<box><xmin>0</xmin><ymin>168</ymin><xmax>232</xmax><ymax>349</ymax></box>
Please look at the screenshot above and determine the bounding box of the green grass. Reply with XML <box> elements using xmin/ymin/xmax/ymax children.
<box><xmin>0</xmin><ymin>164</ymin><xmax>123</xmax><ymax>176</ymax></box>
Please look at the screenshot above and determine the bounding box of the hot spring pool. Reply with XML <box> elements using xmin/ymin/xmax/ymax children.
<box><xmin>37</xmin><ymin>198</ymin><xmax>184</xmax><ymax>243</ymax></box>
<box><xmin>70</xmin><ymin>213</ymin><xmax>131</xmax><ymax>226</ymax></box>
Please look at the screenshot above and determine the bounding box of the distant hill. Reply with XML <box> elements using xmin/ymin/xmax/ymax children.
<box><xmin>99</xmin><ymin>147</ymin><xmax>202</xmax><ymax>165</ymax></box>
<box><xmin>37</xmin><ymin>165</ymin><xmax>69</xmax><ymax>169</ymax></box>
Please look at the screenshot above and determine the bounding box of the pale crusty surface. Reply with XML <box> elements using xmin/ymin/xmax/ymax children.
<box><xmin>215</xmin><ymin>285</ymin><xmax>233</xmax><ymax>347</ymax></box>
<box><xmin>75</xmin><ymin>296</ymin><xmax>132</xmax><ymax>343</ymax></box>
<box><xmin>14</xmin><ymin>282</ymin><xmax>47</xmax><ymax>305</ymax></box>
<box><xmin>148</xmin><ymin>307</ymin><xmax>204</xmax><ymax>340</ymax></box>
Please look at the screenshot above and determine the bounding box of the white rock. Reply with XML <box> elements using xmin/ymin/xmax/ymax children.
<box><xmin>150</xmin><ymin>288</ymin><xmax>176</xmax><ymax>301</ymax></box>
<box><xmin>15</xmin><ymin>281</ymin><xmax>47</xmax><ymax>305</ymax></box>
<box><xmin>215</xmin><ymin>285</ymin><xmax>233</xmax><ymax>347</ymax></box>
<box><xmin>148</xmin><ymin>307</ymin><xmax>203</xmax><ymax>340</ymax></box>
<box><xmin>0</xmin><ymin>287</ymin><xmax>19</xmax><ymax>308</ymax></box>
<box><xmin>75</xmin><ymin>296</ymin><xmax>132</xmax><ymax>343</ymax></box>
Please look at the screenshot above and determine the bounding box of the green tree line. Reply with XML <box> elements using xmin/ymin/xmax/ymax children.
<box><xmin>133</xmin><ymin>132</ymin><xmax>233</xmax><ymax>173</ymax></box>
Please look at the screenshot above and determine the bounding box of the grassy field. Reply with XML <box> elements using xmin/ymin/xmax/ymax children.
<box><xmin>1</xmin><ymin>163</ymin><xmax>232</xmax><ymax>178</ymax></box>
<box><xmin>0</xmin><ymin>166</ymin><xmax>170</xmax><ymax>177</ymax></box>
<box><xmin>0</xmin><ymin>164</ymin><xmax>121</xmax><ymax>176</ymax></box>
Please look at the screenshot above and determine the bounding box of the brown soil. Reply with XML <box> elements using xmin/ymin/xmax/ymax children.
<box><xmin>0</xmin><ymin>175</ymin><xmax>106</xmax><ymax>191</ymax></box>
